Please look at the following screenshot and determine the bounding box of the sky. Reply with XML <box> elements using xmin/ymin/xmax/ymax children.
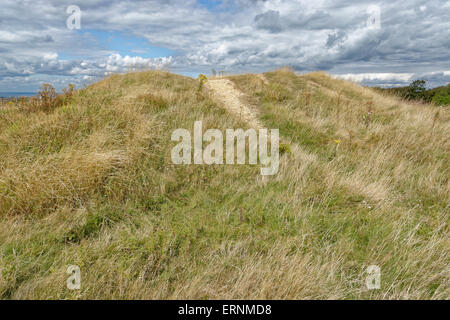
<box><xmin>0</xmin><ymin>0</ymin><xmax>449</xmax><ymax>92</ymax></box>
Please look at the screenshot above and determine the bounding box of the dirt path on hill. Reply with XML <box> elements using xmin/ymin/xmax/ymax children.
<box><xmin>205</xmin><ymin>78</ymin><xmax>262</xmax><ymax>128</ymax></box>
<box><xmin>257</xmin><ymin>74</ymin><xmax>269</xmax><ymax>85</ymax></box>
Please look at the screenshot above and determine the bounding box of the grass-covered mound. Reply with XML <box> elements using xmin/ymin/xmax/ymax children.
<box><xmin>0</xmin><ymin>70</ymin><xmax>448</xmax><ymax>299</ymax></box>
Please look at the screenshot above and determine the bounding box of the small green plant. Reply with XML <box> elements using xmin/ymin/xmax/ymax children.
<box><xmin>198</xmin><ymin>74</ymin><xmax>208</xmax><ymax>91</ymax></box>
<box><xmin>279</xmin><ymin>143</ymin><xmax>291</xmax><ymax>155</ymax></box>
<box><xmin>62</xmin><ymin>83</ymin><xmax>75</xmax><ymax>96</ymax></box>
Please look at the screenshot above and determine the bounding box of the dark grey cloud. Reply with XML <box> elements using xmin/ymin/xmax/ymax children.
<box><xmin>326</xmin><ymin>31</ymin><xmax>347</xmax><ymax>48</ymax></box>
<box><xmin>255</xmin><ymin>10</ymin><xmax>283</xmax><ymax>32</ymax></box>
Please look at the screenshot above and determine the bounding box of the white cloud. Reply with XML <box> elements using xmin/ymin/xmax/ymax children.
<box><xmin>335</xmin><ymin>73</ymin><xmax>414</xmax><ymax>83</ymax></box>
<box><xmin>0</xmin><ymin>0</ymin><xmax>449</xmax><ymax>90</ymax></box>
<box><xmin>43</xmin><ymin>53</ymin><xmax>58</xmax><ymax>61</ymax></box>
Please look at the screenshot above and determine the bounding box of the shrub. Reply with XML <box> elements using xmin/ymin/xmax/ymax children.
<box><xmin>431</xmin><ymin>85</ymin><xmax>450</xmax><ymax>106</ymax></box>
<box><xmin>19</xmin><ymin>83</ymin><xmax>74</xmax><ymax>113</ymax></box>
<box><xmin>38</xmin><ymin>83</ymin><xmax>58</xmax><ymax>112</ymax></box>
<box><xmin>432</xmin><ymin>93</ymin><xmax>450</xmax><ymax>106</ymax></box>
<box><xmin>405</xmin><ymin>80</ymin><xmax>429</xmax><ymax>102</ymax></box>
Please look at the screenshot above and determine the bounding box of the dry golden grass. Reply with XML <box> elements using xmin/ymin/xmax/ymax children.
<box><xmin>0</xmin><ymin>69</ymin><xmax>448</xmax><ymax>299</ymax></box>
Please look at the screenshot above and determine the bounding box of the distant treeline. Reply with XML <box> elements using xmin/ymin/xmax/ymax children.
<box><xmin>373</xmin><ymin>80</ymin><xmax>450</xmax><ymax>105</ymax></box>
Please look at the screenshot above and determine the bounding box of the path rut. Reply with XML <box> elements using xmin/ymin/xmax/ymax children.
<box><xmin>205</xmin><ymin>78</ymin><xmax>262</xmax><ymax>128</ymax></box>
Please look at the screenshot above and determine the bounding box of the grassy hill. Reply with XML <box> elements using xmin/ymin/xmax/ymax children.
<box><xmin>0</xmin><ymin>69</ymin><xmax>448</xmax><ymax>299</ymax></box>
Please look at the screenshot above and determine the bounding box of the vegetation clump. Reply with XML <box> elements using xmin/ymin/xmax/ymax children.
<box><xmin>198</xmin><ymin>74</ymin><xmax>208</xmax><ymax>91</ymax></box>
<box><xmin>374</xmin><ymin>80</ymin><xmax>450</xmax><ymax>105</ymax></box>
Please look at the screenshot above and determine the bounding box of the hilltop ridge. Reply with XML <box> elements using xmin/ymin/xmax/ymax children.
<box><xmin>0</xmin><ymin>69</ymin><xmax>448</xmax><ymax>299</ymax></box>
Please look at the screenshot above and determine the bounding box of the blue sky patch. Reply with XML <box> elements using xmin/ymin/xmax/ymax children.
<box><xmin>76</xmin><ymin>30</ymin><xmax>174</xmax><ymax>59</ymax></box>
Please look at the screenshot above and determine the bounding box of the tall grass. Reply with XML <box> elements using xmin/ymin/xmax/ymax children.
<box><xmin>0</xmin><ymin>70</ymin><xmax>448</xmax><ymax>299</ymax></box>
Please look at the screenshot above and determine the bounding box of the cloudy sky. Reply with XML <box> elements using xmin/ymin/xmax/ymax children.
<box><xmin>0</xmin><ymin>0</ymin><xmax>449</xmax><ymax>92</ymax></box>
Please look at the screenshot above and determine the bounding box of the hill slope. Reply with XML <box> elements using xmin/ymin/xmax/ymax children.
<box><xmin>0</xmin><ymin>70</ymin><xmax>448</xmax><ymax>299</ymax></box>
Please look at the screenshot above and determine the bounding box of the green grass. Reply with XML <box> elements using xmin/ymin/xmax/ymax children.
<box><xmin>0</xmin><ymin>70</ymin><xmax>448</xmax><ymax>299</ymax></box>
